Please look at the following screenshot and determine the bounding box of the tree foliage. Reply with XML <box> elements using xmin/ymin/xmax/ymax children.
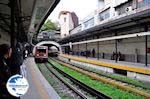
<box><xmin>40</xmin><ymin>20</ymin><xmax>58</xmax><ymax>31</ymax></box>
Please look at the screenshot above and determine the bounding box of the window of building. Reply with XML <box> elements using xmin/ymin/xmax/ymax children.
<box><xmin>99</xmin><ymin>9</ymin><xmax>110</xmax><ymax>21</ymax></box>
<box><xmin>83</xmin><ymin>17</ymin><xmax>94</xmax><ymax>29</ymax></box>
<box><xmin>137</xmin><ymin>0</ymin><xmax>150</xmax><ymax>8</ymax></box>
<box><xmin>64</xmin><ymin>17</ymin><xmax>66</xmax><ymax>22</ymax></box>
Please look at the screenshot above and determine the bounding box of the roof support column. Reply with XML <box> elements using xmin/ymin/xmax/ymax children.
<box><xmin>16</xmin><ymin>16</ymin><xmax>21</xmax><ymax>42</ymax></box>
<box><xmin>86</xmin><ymin>43</ymin><xmax>88</xmax><ymax>58</ymax></box>
<box><xmin>97</xmin><ymin>41</ymin><xmax>99</xmax><ymax>60</ymax></box>
<box><xmin>115</xmin><ymin>33</ymin><xmax>118</xmax><ymax>63</ymax></box>
<box><xmin>97</xmin><ymin>36</ymin><xmax>100</xmax><ymax>60</ymax></box>
<box><xmin>10</xmin><ymin>0</ymin><xmax>15</xmax><ymax>47</ymax></box>
<box><xmin>78</xmin><ymin>44</ymin><xmax>79</xmax><ymax>57</ymax></box>
<box><xmin>145</xmin><ymin>25</ymin><xmax>148</xmax><ymax>66</ymax></box>
<box><xmin>145</xmin><ymin>35</ymin><xmax>147</xmax><ymax>66</ymax></box>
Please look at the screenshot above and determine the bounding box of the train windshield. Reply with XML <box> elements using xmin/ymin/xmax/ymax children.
<box><xmin>37</xmin><ymin>49</ymin><xmax>46</xmax><ymax>53</ymax></box>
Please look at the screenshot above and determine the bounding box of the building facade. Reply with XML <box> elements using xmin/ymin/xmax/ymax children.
<box><xmin>70</xmin><ymin>0</ymin><xmax>150</xmax><ymax>35</ymax></box>
<box><xmin>59</xmin><ymin>11</ymin><xmax>78</xmax><ymax>38</ymax></box>
<box><xmin>60</xmin><ymin>0</ymin><xmax>150</xmax><ymax>64</ymax></box>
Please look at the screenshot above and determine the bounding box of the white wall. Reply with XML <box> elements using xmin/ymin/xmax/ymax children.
<box><xmin>59</xmin><ymin>13</ymin><xmax>69</xmax><ymax>38</ymax></box>
<box><xmin>59</xmin><ymin>12</ymin><xmax>74</xmax><ymax>38</ymax></box>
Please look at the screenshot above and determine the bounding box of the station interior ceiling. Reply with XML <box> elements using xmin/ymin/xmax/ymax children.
<box><xmin>0</xmin><ymin>0</ymin><xmax>60</xmax><ymax>46</ymax></box>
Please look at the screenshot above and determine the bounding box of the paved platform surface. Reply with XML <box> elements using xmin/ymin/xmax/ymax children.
<box><xmin>20</xmin><ymin>57</ymin><xmax>60</xmax><ymax>99</ymax></box>
<box><xmin>88</xmin><ymin>57</ymin><xmax>150</xmax><ymax>69</ymax></box>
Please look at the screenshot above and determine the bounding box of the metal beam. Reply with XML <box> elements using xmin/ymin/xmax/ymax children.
<box><xmin>0</xmin><ymin>3</ymin><xmax>8</xmax><ymax>6</ymax></box>
<box><xmin>0</xmin><ymin>13</ymin><xmax>10</xmax><ymax>16</ymax></box>
<box><xmin>0</xmin><ymin>14</ymin><xmax>11</xmax><ymax>29</ymax></box>
<box><xmin>0</xmin><ymin>25</ymin><xmax>10</xmax><ymax>33</ymax></box>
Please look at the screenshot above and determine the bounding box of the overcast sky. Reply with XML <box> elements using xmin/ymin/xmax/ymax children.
<box><xmin>48</xmin><ymin>0</ymin><xmax>97</xmax><ymax>22</ymax></box>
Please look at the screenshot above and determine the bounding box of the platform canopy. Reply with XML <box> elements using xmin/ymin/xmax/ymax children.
<box><xmin>0</xmin><ymin>0</ymin><xmax>59</xmax><ymax>43</ymax></box>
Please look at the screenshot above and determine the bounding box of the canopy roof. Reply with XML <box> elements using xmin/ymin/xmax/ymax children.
<box><xmin>0</xmin><ymin>0</ymin><xmax>59</xmax><ymax>42</ymax></box>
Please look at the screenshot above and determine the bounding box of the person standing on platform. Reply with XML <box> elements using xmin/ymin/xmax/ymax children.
<box><xmin>92</xmin><ymin>49</ymin><xmax>95</xmax><ymax>57</ymax></box>
<box><xmin>0</xmin><ymin>44</ymin><xmax>12</xmax><ymax>98</ymax></box>
<box><xmin>10</xmin><ymin>42</ymin><xmax>23</xmax><ymax>75</ymax></box>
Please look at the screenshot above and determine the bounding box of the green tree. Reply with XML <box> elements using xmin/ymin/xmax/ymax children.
<box><xmin>40</xmin><ymin>19</ymin><xmax>58</xmax><ymax>31</ymax></box>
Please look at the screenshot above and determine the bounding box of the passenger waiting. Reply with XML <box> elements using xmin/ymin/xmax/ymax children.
<box><xmin>0</xmin><ymin>44</ymin><xmax>13</xmax><ymax>98</ymax></box>
<box><xmin>92</xmin><ymin>49</ymin><xmax>95</xmax><ymax>57</ymax></box>
<box><xmin>10</xmin><ymin>42</ymin><xmax>23</xmax><ymax>75</ymax></box>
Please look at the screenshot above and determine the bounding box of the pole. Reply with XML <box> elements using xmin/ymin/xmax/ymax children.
<box><xmin>97</xmin><ymin>41</ymin><xmax>99</xmax><ymax>59</ymax></box>
<box><xmin>86</xmin><ymin>43</ymin><xmax>87</xmax><ymax>58</ymax></box>
<box><xmin>144</xmin><ymin>25</ymin><xmax>148</xmax><ymax>66</ymax></box>
<box><xmin>115</xmin><ymin>33</ymin><xmax>118</xmax><ymax>63</ymax></box>
<box><xmin>145</xmin><ymin>35</ymin><xmax>147</xmax><ymax>66</ymax></box>
<box><xmin>97</xmin><ymin>35</ymin><xmax>99</xmax><ymax>59</ymax></box>
<box><xmin>10</xmin><ymin>0</ymin><xmax>15</xmax><ymax>48</ymax></box>
<box><xmin>78</xmin><ymin>44</ymin><xmax>79</xmax><ymax>56</ymax></box>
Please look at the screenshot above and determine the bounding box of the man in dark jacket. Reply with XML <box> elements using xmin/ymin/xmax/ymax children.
<box><xmin>0</xmin><ymin>44</ymin><xmax>12</xmax><ymax>98</ymax></box>
<box><xmin>10</xmin><ymin>43</ymin><xmax>23</xmax><ymax>75</ymax></box>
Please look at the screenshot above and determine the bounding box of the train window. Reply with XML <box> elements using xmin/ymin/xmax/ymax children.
<box><xmin>37</xmin><ymin>49</ymin><xmax>46</xmax><ymax>53</ymax></box>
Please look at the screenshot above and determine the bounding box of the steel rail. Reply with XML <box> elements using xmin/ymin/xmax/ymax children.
<box><xmin>48</xmin><ymin>60</ymin><xmax>111</xmax><ymax>99</ymax></box>
<box><xmin>52</xmin><ymin>58</ymin><xmax>150</xmax><ymax>98</ymax></box>
<box><xmin>44</xmin><ymin>63</ymin><xmax>88</xmax><ymax>99</ymax></box>
<box><xmin>55</xmin><ymin>57</ymin><xmax>150</xmax><ymax>90</ymax></box>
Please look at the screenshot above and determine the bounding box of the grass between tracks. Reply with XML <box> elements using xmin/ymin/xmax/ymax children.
<box><xmin>67</xmin><ymin>61</ymin><xmax>150</xmax><ymax>92</ymax></box>
<box><xmin>37</xmin><ymin>64</ymin><xmax>69</xmax><ymax>99</ymax></box>
<box><xmin>48</xmin><ymin>59</ymin><xmax>144</xmax><ymax>99</ymax></box>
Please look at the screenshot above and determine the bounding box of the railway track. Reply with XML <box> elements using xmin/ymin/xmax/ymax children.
<box><xmin>46</xmin><ymin>61</ymin><xmax>111</xmax><ymax>99</ymax></box>
<box><xmin>50</xmin><ymin>57</ymin><xmax>150</xmax><ymax>98</ymax></box>
<box><xmin>45</xmin><ymin>63</ymin><xmax>89</xmax><ymax>99</ymax></box>
<box><xmin>38</xmin><ymin>63</ymin><xmax>85</xmax><ymax>99</ymax></box>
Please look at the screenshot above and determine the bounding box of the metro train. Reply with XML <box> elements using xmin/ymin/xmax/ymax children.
<box><xmin>35</xmin><ymin>46</ymin><xmax>48</xmax><ymax>62</ymax></box>
<box><xmin>48</xmin><ymin>46</ymin><xmax>59</xmax><ymax>57</ymax></box>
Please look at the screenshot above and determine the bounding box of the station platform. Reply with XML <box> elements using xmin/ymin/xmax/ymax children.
<box><xmin>20</xmin><ymin>57</ymin><xmax>60</xmax><ymax>99</ymax></box>
<box><xmin>59</xmin><ymin>54</ymin><xmax>150</xmax><ymax>82</ymax></box>
<box><xmin>80</xmin><ymin>55</ymin><xmax>150</xmax><ymax>69</ymax></box>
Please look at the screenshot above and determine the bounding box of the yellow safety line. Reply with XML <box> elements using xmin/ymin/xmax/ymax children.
<box><xmin>59</xmin><ymin>54</ymin><xmax>150</xmax><ymax>75</ymax></box>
